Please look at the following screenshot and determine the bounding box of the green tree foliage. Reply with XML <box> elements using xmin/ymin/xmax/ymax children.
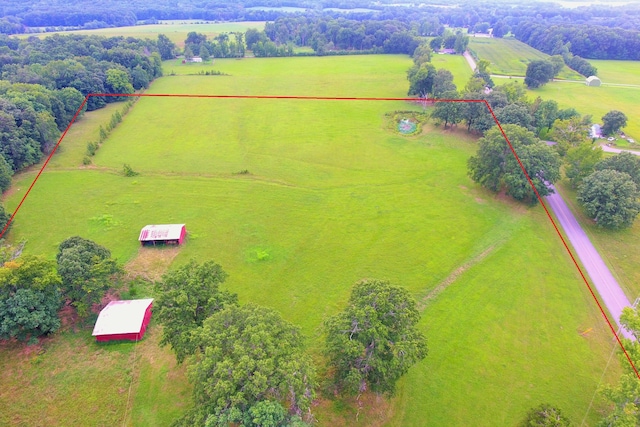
<box><xmin>550</xmin><ymin>116</ymin><xmax>590</xmax><ymax>155</ymax></box>
<box><xmin>412</xmin><ymin>43</ymin><xmax>432</xmax><ymax>66</ymax></box>
<box><xmin>407</xmin><ymin>63</ymin><xmax>436</xmax><ymax>97</ymax></box>
<box><xmin>432</xmin><ymin>91</ymin><xmax>462</xmax><ymax>128</ymax></box>
<box><xmin>324</xmin><ymin>279</ymin><xmax>427</xmax><ymax>396</ymax></box>
<box><xmin>56</xmin><ymin>236</ymin><xmax>121</xmax><ymax>317</ymax></box>
<box><xmin>154</xmin><ymin>259</ymin><xmax>237</xmax><ymax>363</ymax></box>
<box><xmin>601</xmin><ymin>110</ymin><xmax>628</xmax><ymax>136</ymax></box>
<box><xmin>429</xmin><ymin>36</ymin><xmax>443</xmax><ymax>51</ymax></box>
<box><xmin>131</xmin><ymin>65</ymin><xmax>150</xmax><ymax>90</ymax></box>
<box><xmin>495</xmin><ymin>103</ymin><xmax>534</xmax><ymax>131</ymax></box>
<box><xmin>524</xmin><ymin>60</ymin><xmax>555</xmax><ymax>89</ymax></box>
<box><xmin>578</xmin><ymin>169</ymin><xmax>640</xmax><ymax>229</ymax></box>
<box><xmin>532</xmin><ymin>99</ymin><xmax>559</xmax><ymax>133</ymax></box>
<box><xmin>157</xmin><ymin>34</ymin><xmax>177</xmax><ymax>60</ymax></box>
<box><xmin>476</xmin><ymin>58</ymin><xmax>490</xmax><ymax>74</ymax></box>
<box><xmin>105</xmin><ymin>68</ymin><xmax>134</xmax><ymax>100</ymax></box>
<box><xmin>565</xmin><ymin>143</ymin><xmax>603</xmax><ymax>188</ymax></box>
<box><xmin>184</xmin><ymin>45</ymin><xmax>194</xmax><ymax>60</ymax></box>
<box><xmin>595</xmin><ymin>152</ymin><xmax>640</xmax><ymax>186</ymax></box>
<box><xmin>198</xmin><ymin>44</ymin><xmax>211</xmax><ymax>61</ymax></box>
<box><xmin>468</xmin><ymin>125</ymin><xmax>561</xmax><ymax>203</ymax></box>
<box><xmin>431</xmin><ymin>69</ymin><xmax>456</xmax><ymax>97</ymax></box>
<box><xmin>177</xmin><ymin>303</ymin><xmax>315</xmax><ymax>427</ymax></box>
<box><xmin>520</xmin><ymin>403</ymin><xmax>571</xmax><ymax>426</ymax></box>
<box><xmin>549</xmin><ymin>55</ymin><xmax>565</xmax><ymax>77</ymax></box>
<box><xmin>0</xmin><ymin>155</ymin><xmax>13</xmax><ymax>193</ymax></box>
<box><xmin>0</xmin><ymin>203</ymin><xmax>11</xmax><ymax>236</ymax></box>
<box><xmin>600</xmin><ymin>307</ymin><xmax>640</xmax><ymax>425</ymax></box>
<box><xmin>0</xmin><ymin>256</ymin><xmax>63</xmax><ymax>342</ymax></box>
<box><xmin>453</xmin><ymin>32</ymin><xmax>469</xmax><ymax>53</ymax></box>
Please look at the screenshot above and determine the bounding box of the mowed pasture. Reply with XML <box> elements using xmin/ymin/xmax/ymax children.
<box><xmin>17</xmin><ymin>21</ymin><xmax>265</xmax><ymax>46</ymax></box>
<box><xmin>469</xmin><ymin>37</ymin><xmax>583</xmax><ymax>79</ymax></box>
<box><xmin>2</xmin><ymin>55</ymin><xmax>620</xmax><ymax>425</ymax></box>
<box><xmin>589</xmin><ymin>59</ymin><xmax>640</xmax><ymax>85</ymax></box>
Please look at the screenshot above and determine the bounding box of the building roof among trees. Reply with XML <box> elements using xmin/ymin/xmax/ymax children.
<box><xmin>92</xmin><ymin>298</ymin><xmax>154</xmax><ymax>336</ymax></box>
<box><xmin>139</xmin><ymin>224</ymin><xmax>185</xmax><ymax>242</ymax></box>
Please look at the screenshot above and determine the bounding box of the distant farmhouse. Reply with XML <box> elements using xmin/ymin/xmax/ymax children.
<box><xmin>590</xmin><ymin>124</ymin><xmax>603</xmax><ymax>139</ymax></box>
<box><xmin>437</xmin><ymin>48</ymin><xmax>457</xmax><ymax>55</ymax></box>
<box><xmin>183</xmin><ymin>56</ymin><xmax>203</xmax><ymax>63</ymax></box>
<box><xmin>586</xmin><ymin>76</ymin><xmax>601</xmax><ymax>86</ymax></box>
<box><xmin>139</xmin><ymin>224</ymin><xmax>187</xmax><ymax>246</ymax></box>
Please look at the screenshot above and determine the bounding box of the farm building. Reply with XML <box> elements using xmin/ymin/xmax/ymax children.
<box><xmin>92</xmin><ymin>298</ymin><xmax>153</xmax><ymax>342</ymax></box>
<box><xmin>139</xmin><ymin>224</ymin><xmax>186</xmax><ymax>246</ymax></box>
<box><xmin>586</xmin><ymin>76</ymin><xmax>601</xmax><ymax>86</ymax></box>
<box><xmin>591</xmin><ymin>124</ymin><xmax>603</xmax><ymax>138</ymax></box>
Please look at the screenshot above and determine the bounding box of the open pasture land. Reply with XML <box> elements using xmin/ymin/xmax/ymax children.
<box><xmin>589</xmin><ymin>59</ymin><xmax>640</xmax><ymax>85</ymax></box>
<box><xmin>430</xmin><ymin>54</ymin><xmax>473</xmax><ymax>89</ymax></box>
<box><xmin>16</xmin><ymin>21</ymin><xmax>265</xmax><ymax>46</ymax></box>
<box><xmin>529</xmin><ymin>82</ymin><xmax>640</xmax><ymax>141</ymax></box>
<box><xmin>3</xmin><ymin>56</ymin><xmax>620</xmax><ymax>425</ymax></box>
<box><xmin>469</xmin><ymin>37</ymin><xmax>583</xmax><ymax>79</ymax></box>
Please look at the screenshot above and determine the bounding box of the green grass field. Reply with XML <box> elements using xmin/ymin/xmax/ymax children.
<box><xmin>430</xmin><ymin>54</ymin><xmax>473</xmax><ymax>89</ymax></box>
<box><xmin>589</xmin><ymin>59</ymin><xmax>640</xmax><ymax>85</ymax></box>
<box><xmin>0</xmin><ymin>55</ymin><xmax>622</xmax><ymax>425</ymax></box>
<box><xmin>17</xmin><ymin>21</ymin><xmax>265</xmax><ymax>46</ymax></box>
<box><xmin>469</xmin><ymin>37</ymin><xmax>583</xmax><ymax>79</ymax></box>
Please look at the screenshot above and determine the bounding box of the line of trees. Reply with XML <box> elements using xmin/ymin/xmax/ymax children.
<box><xmin>0</xmin><ymin>33</ymin><xmax>164</xmax><ymax>194</ymax></box>
<box><xmin>154</xmin><ymin>261</ymin><xmax>428</xmax><ymax>426</ymax></box>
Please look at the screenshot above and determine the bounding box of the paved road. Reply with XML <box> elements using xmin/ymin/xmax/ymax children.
<box><xmin>545</xmin><ymin>186</ymin><xmax>634</xmax><ymax>339</ymax></box>
<box><xmin>600</xmin><ymin>144</ymin><xmax>640</xmax><ymax>156</ymax></box>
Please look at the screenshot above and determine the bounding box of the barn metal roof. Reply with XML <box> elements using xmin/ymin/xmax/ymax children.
<box><xmin>138</xmin><ymin>224</ymin><xmax>185</xmax><ymax>241</ymax></box>
<box><xmin>92</xmin><ymin>298</ymin><xmax>154</xmax><ymax>336</ymax></box>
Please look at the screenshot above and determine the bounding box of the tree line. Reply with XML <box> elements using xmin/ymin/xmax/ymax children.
<box><xmin>0</xmin><ymin>33</ymin><xmax>163</xmax><ymax>197</ymax></box>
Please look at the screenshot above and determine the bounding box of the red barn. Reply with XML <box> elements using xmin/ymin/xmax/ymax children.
<box><xmin>92</xmin><ymin>298</ymin><xmax>154</xmax><ymax>342</ymax></box>
<box><xmin>139</xmin><ymin>224</ymin><xmax>186</xmax><ymax>246</ymax></box>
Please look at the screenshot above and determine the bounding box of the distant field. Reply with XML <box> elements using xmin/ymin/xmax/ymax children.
<box><xmin>16</xmin><ymin>21</ymin><xmax>265</xmax><ymax>46</ymax></box>
<box><xmin>529</xmin><ymin>82</ymin><xmax>640</xmax><ymax>141</ymax></box>
<box><xmin>589</xmin><ymin>59</ymin><xmax>640</xmax><ymax>85</ymax></box>
<box><xmin>0</xmin><ymin>55</ymin><xmax>620</xmax><ymax>426</ymax></box>
<box><xmin>430</xmin><ymin>54</ymin><xmax>473</xmax><ymax>89</ymax></box>
<box><xmin>469</xmin><ymin>37</ymin><xmax>583</xmax><ymax>79</ymax></box>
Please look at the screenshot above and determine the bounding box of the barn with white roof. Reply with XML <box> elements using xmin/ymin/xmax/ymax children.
<box><xmin>139</xmin><ymin>224</ymin><xmax>186</xmax><ymax>246</ymax></box>
<box><xmin>92</xmin><ymin>298</ymin><xmax>154</xmax><ymax>342</ymax></box>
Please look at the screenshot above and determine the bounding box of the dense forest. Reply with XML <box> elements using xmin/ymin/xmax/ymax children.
<box><xmin>0</xmin><ymin>34</ymin><xmax>162</xmax><ymax>184</ymax></box>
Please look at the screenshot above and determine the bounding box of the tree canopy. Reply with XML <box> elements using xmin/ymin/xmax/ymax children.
<box><xmin>468</xmin><ymin>124</ymin><xmax>561</xmax><ymax>203</ymax></box>
<box><xmin>154</xmin><ymin>259</ymin><xmax>237</xmax><ymax>363</ymax></box>
<box><xmin>578</xmin><ymin>169</ymin><xmax>640</xmax><ymax>229</ymax></box>
<box><xmin>601</xmin><ymin>110</ymin><xmax>628</xmax><ymax>136</ymax></box>
<box><xmin>324</xmin><ymin>279</ymin><xmax>427</xmax><ymax>396</ymax></box>
<box><xmin>520</xmin><ymin>403</ymin><xmax>571</xmax><ymax>427</ymax></box>
<box><xmin>56</xmin><ymin>236</ymin><xmax>121</xmax><ymax>317</ymax></box>
<box><xmin>0</xmin><ymin>256</ymin><xmax>63</xmax><ymax>342</ymax></box>
<box><xmin>524</xmin><ymin>60</ymin><xmax>555</xmax><ymax>89</ymax></box>
<box><xmin>176</xmin><ymin>303</ymin><xmax>315</xmax><ymax>427</ymax></box>
<box><xmin>594</xmin><ymin>152</ymin><xmax>640</xmax><ymax>187</ymax></box>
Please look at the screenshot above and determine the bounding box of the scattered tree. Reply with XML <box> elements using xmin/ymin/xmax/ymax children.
<box><xmin>565</xmin><ymin>142</ymin><xmax>603</xmax><ymax>188</ymax></box>
<box><xmin>176</xmin><ymin>303</ymin><xmax>315</xmax><ymax>427</ymax></box>
<box><xmin>594</xmin><ymin>152</ymin><xmax>640</xmax><ymax>186</ymax></box>
<box><xmin>157</xmin><ymin>34</ymin><xmax>177</xmax><ymax>60</ymax></box>
<box><xmin>154</xmin><ymin>259</ymin><xmax>237</xmax><ymax>363</ymax></box>
<box><xmin>0</xmin><ymin>256</ymin><xmax>63</xmax><ymax>343</ymax></box>
<box><xmin>431</xmin><ymin>69</ymin><xmax>457</xmax><ymax>97</ymax></box>
<box><xmin>468</xmin><ymin>124</ymin><xmax>561</xmax><ymax>203</ymax></box>
<box><xmin>520</xmin><ymin>404</ymin><xmax>571</xmax><ymax>427</ymax></box>
<box><xmin>324</xmin><ymin>279</ymin><xmax>427</xmax><ymax>395</ymax></box>
<box><xmin>524</xmin><ymin>60</ymin><xmax>555</xmax><ymax>89</ymax></box>
<box><xmin>56</xmin><ymin>236</ymin><xmax>121</xmax><ymax>317</ymax></box>
<box><xmin>601</xmin><ymin>110</ymin><xmax>628</xmax><ymax>136</ymax></box>
<box><xmin>432</xmin><ymin>91</ymin><xmax>462</xmax><ymax>128</ymax></box>
<box><xmin>578</xmin><ymin>169</ymin><xmax>640</xmax><ymax>229</ymax></box>
<box><xmin>407</xmin><ymin>63</ymin><xmax>437</xmax><ymax>97</ymax></box>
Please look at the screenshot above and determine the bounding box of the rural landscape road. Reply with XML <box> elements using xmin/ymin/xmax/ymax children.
<box><xmin>461</xmin><ymin>49</ymin><xmax>636</xmax><ymax>339</ymax></box>
<box><xmin>601</xmin><ymin>144</ymin><xmax>640</xmax><ymax>156</ymax></box>
<box><xmin>545</xmin><ymin>186</ymin><xmax>634</xmax><ymax>340</ymax></box>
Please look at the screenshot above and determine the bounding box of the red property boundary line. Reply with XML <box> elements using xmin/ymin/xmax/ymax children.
<box><xmin>2</xmin><ymin>92</ymin><xmax>639</xmax><ymax>379</ymax></box>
